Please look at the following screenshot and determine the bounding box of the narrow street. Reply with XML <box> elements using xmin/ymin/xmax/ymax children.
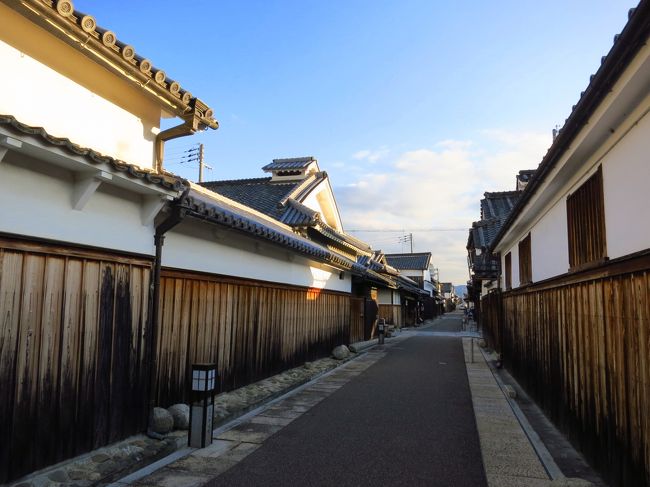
<box><xmin>126</xmin><ymin>312</ymin><xmax>488</xmax><ymax>487</ymax></box>
<box><xmin>203</xmin><ymin>312</ymin><xmax>486</xmax><ymax>486</ymax></box>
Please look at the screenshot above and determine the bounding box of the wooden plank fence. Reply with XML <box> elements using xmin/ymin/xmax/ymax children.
<box><xmin>0</xmin><ymin>238</ymin><xmax>359</xmax><ymax>483</ymax></box>
<box><xmin>154</xmin><ymin>269</ymin><xmax>352</xmax><ymax>405</ymax></box>
<box><xmin>481</xmin><ymin>254</ymin><xmax>650</xmax><ymax>487</ymax></box>
<box><xmin>0</xmin><ymin>238</ymin><xmax>152</xmax><ymax>483</ymax></box>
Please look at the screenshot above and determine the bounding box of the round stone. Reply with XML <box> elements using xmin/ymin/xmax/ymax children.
<box><xmin>332</xmin><ymin>345</ymin><xmax>350</xmax><ymax>360</ymax></box>
<box><xmin>167</xmin><ymin>403</ymin><xmax>190</xmax><ymax>430</ymax></box>
<box><xmin>149</xmin><ymin>407</ymin><xmax>174</xmax><ymax>434</ymax></box>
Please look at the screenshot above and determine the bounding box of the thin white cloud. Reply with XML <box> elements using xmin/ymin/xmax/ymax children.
<box><xmin>352</xmin><ymin>147</ymin><xmax>389</xmax><ymax>163</ymax></box>
<box><xmin>335</xmin><ymin>129</ymin><xmax>551</xmax><ymax>285</ymax></box>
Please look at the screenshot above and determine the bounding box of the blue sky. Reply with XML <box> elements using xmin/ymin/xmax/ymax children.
<box><xmin>76</xmin><ymin>1</ymin><xmax>632</xmax><ymax>284</ymax></box>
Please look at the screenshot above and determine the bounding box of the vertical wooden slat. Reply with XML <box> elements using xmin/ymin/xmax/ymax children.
<box><xmin>0</xmin><ymin>251</ymin><xmax>24</xmax><ymax>481</ymax></box>
<box><xmin>13</xmin><ymin>254</ymin><xmax>46</xmax><ymax>477</ymax></box>
<box><xmin>481</xmin><ymin>263</ymin><xmax>650</xmax><ymax>487</ymax></box>
<box><xmin>37</xmin><ymin>256</ymin><xmax>65</xmax><ymax>465</ymax></box>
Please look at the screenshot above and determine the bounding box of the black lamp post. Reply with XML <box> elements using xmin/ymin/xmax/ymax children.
<box><xmin>188</xmin><ymin>363</ymin><xmax>217</xmax><ymax>448</ymax></box>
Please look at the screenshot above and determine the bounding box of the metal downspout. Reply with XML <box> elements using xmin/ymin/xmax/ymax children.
<box><xmin>148</xmin><ymin>187</ymin><xmax>189</xmax><ymax>412</ymax></box>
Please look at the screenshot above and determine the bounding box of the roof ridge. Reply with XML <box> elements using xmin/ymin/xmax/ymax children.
<box><xmin>384</xmin><ymin>252</ymin><xmax>432</xmax><ymax>256</ymax></box>
<box><xmin>201</xmin><ymin>177</ymin><xmax>273</xmax><ymax>186</ymax></box>
<box><xmin>483</xmin><ymin>190</ymin><xmax>521</xmax><ymax>197</ymax></box>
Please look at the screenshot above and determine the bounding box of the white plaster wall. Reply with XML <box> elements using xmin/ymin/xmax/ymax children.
<box><xmin>530</xmin><ymin>199</ymin><xmax>569</xmax><ymax>282</ymax></box>
<box><xmin>164</xmin><ymin>222</ymin><xmax>352</xmax><ymax>293</ymax></box>
<box><xmin>0</xmin><ymin>7</ymin><xmax>159</xmax><ymax>170</ymax></box>
<box><xmin>302</xmin><ymin>181</ymin><xmax>343</xmax><ymax>231</ymax></box>
<box><xmin>602</xmin><ymin>110</ymin><xmax>650</xmax><ymax>259</ymax></box>
<box><xmin>0</xmin><ymin>157</ymin><xmax>155</xmax><ymax>255</ymax></box>
<box><xmin>502</xmin><ymin>245</ymin><xmax>520</xmax><ymax>289</ymax></box>
<box><xmin>423</xmin><ymin>281</ymin><xmax>434</xmax><ymax>296</ymax></box>
<box><xmin>377</xmin><ymin>289</ymin><xmax>393</xmax><ymax>304</ymax></box>
<box><xmin>393</xmin><ymin>291</ymin><xmax>401</xmax><ymax>305</ymax></box>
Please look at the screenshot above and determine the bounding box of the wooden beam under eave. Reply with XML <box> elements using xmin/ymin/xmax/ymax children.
<box><xmin>0</xmin><ymin>135</ymin><xmax>23</xmax><ymax>162</ymax></box>
<box><xmin>141</xmin><ymin>195</ymin><xmax>172</xmax><ymax>226</ymax></box>
<box><xmin>72</xmin><ymin>171</ymin><xmax>112</xmax><ymax>211</ymax></box>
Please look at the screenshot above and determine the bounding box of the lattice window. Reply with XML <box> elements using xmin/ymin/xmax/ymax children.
<box><xmin>567</xmin><ymin>166</ymin><xmax>607</xmax><ymax>270</ymax></box>
<box><xmin>504</xmin><ymin>252</ymin><xmax>512</xmax><ymax>290</ymax></box>
<box><xmin>518</xmin><ymin>233</ymin><xmax>532</xmax><ymax>285</ymax></box>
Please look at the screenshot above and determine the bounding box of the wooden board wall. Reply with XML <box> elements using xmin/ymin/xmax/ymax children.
<box><xmin>155</xmin><ymin>270</ymin><xmax>352</xmax><ymax>405</ymax></box>
<box><xmin>349</xmin><ymin>297</ymin><xmax>365</xmax><ymax>343</ymax></box>
<box><xmin>0</xmin><ymin>238</ymin><xmax>152</xmax><ymax>483</ymax></box>
<box><xmin>481</xmin><ymin>261</ymin><xmax>650</xmax><ymax>487</ymax></box>
<box><xmin>378</xmin><ymin>304</ymin><xmax>403</xmax><ymax>327</ymax></box>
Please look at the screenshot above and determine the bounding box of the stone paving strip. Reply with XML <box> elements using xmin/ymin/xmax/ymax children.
<box><xmin>463</xmin><ymin>338</ymin><xmax>593</xmax><ymax>487</ymax></box>
<box><xmin>10</xmin><ymin>338</ymin><xmax>397</xmax><ymax>487</ymax></box>
<box><xmin>128</xmin><ymin>340</ymin><xmax>408</xmax><ymax>487</ymax></box>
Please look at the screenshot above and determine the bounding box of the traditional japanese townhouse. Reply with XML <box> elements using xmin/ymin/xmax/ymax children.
<box><xmin>466</xmin><ymin>190</ymin><xmax>521</xmax><ymax>317</ymax></box>
<box><xmin>355</xmin><ymin>250</ymin><xmax>426</xmax><ymax>328</ymax></box>
<box><xmin>485</xmin><ymin>3</ymin><xmax>650</xmax><ymax>485</ymax></box>
<box><xmin>384</xmin><ymin>252</ymin><xmax>437</xmax><ymax>320</ymax></box>
<box><xmin>0</xmin><ymin>1</ymin><xmax>218</xmax><ymax>482</ymax></box>
<box><xmin>196</xmin><ymin>158</ymin><xmax>400</xmax><ymax>343</ymax></box>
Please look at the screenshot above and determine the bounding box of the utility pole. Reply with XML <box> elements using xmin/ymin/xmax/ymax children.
<box><xmin>197</xmin><ymin>143</ymin><xmax>213</xmax><ymax>183</ymax></box>
<box><xmin>398</xmin><ymin>233</ymin><xmax>413</xmax><ymax>253</ymax></box>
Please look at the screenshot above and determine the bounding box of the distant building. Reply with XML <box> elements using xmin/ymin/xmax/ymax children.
<box><xmin>466</xmin><ymin>190</ymin><xmax>523</xmax><ymax>299</ymax></box>
<box><xmin>384</xmin><ymin>252</ymin><xmax>438</xmax><ymax>295</ymax></box>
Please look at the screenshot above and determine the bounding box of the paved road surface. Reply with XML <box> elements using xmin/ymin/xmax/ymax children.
<box><xmin>207</xmin><ymin>314</ymin><xmax>487</xmax><ymax>487</ymax></box>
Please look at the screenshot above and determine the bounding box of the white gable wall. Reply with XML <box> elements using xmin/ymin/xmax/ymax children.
<box><xmin>0</xmin><ymin>4</ymin><xmax>160</xmax><ymax>170</ymax></box>
<box><xmin>302</xmin><ymin>179</ymin><xmax>343</xmax><ymax>231</ymax></box>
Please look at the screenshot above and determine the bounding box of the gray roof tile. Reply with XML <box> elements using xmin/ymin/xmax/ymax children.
<box><xmin>199</xmin><ymin>178</ymin><xmax>299</xmax><ymax>219</ymax></box>
<box><xmin>384</xmin><ymin>253</ymin><xmax>431</xmax><ymax>270</ymax></box>
<box><xmin>262</xmin><ymin>157</ymin><xmax>316</xmax><ymax>171</ymax></box>
<box><xmin>480</xmin><ymin>191</ymin><xmax>520</xmax><ymax>220</ymax></box>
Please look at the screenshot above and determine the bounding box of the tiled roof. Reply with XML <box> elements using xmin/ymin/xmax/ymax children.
<box><xmin>184</xmin><ymin>188</ymin><xmax>351</xmax><ymax>269</ymax></box>
<box><xmin>200</xmin><ymin>178</ymin><xmax>299</xmax><ymax>219</ymax></box>
<box><xmin>480</xmin><ymin>191</ymin><xmax>520</xmax><ymax>221</ymax></box>
<box><xmin>262</xmin><ymin>157</ymin><xmax>316</xmax><ymax>171</ymax></box>
<box><xmin>200</xmin><ymin>173</ymin><xmax>326</xmax><ymax>221</ymax></box>
<box><xmin>200</xmin><ymin>174</ymin><xmax>373</xmax><ymax>255</ymax></box>
<box><xmin>517</xmin><ymin>170</ymin><xmax>536</xmax><ymax>183</ymax></box>
<box><xmin>8</xmin><ymin>1</ymin><xmax>217</xmax><ymax>130</ymax></box>
<box><xmin>279</xmin><ymin>198</ymin><xmax>320</xmax><ymax>226</ymax></box>
<box><xmin>0</xmin><ymin>114</ymin><xmax>185</xmax><ymax>191</ymax></box>
<box><xmin>183</xmin><ymin>187</ymin><xmax>394</xmax><ymax>287</ymax></box>
<box><xmin>468</xmin><ymin>218</ymin><xmax>502</xmax><ymax>249</ymax></box>
<box><xmin>396</xmin><ymin>275</ymin><xmax>430</xmax><ymax>297</ymax></box>
<box><xmin>317</xmin><ymin>223</ymin><xmax>372</xmax><ymax>252</ymax></box>
<box><xmin>471</xmin><ymin>252</ymin><xmax>499</xmax><ymax>276</ymax></box>
<box><xmin>384</xmin><ymin>252</ymin><xmax>431</xmax><ymax>270</ymax></box>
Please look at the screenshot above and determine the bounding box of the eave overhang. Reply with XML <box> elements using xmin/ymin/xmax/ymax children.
<box><xmin>0</xmin><ymin>114</ymin><xmax>184</xmax><ymax>195</ymax></box>
<box><xmin>3</xmin><ymin>0</ymin><xmax>218</xmax><ymax>130</ymax></box>
<box><xmin>490</xmin><ymin>2</ymin><xmax>650</xmax><ymax>252</ymax></box>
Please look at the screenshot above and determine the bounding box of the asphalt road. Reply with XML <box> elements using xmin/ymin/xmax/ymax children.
<box><xmin>207</xmin><ymin>317</ymin><xmax>487</xmax><ymax>487</ymax></box>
